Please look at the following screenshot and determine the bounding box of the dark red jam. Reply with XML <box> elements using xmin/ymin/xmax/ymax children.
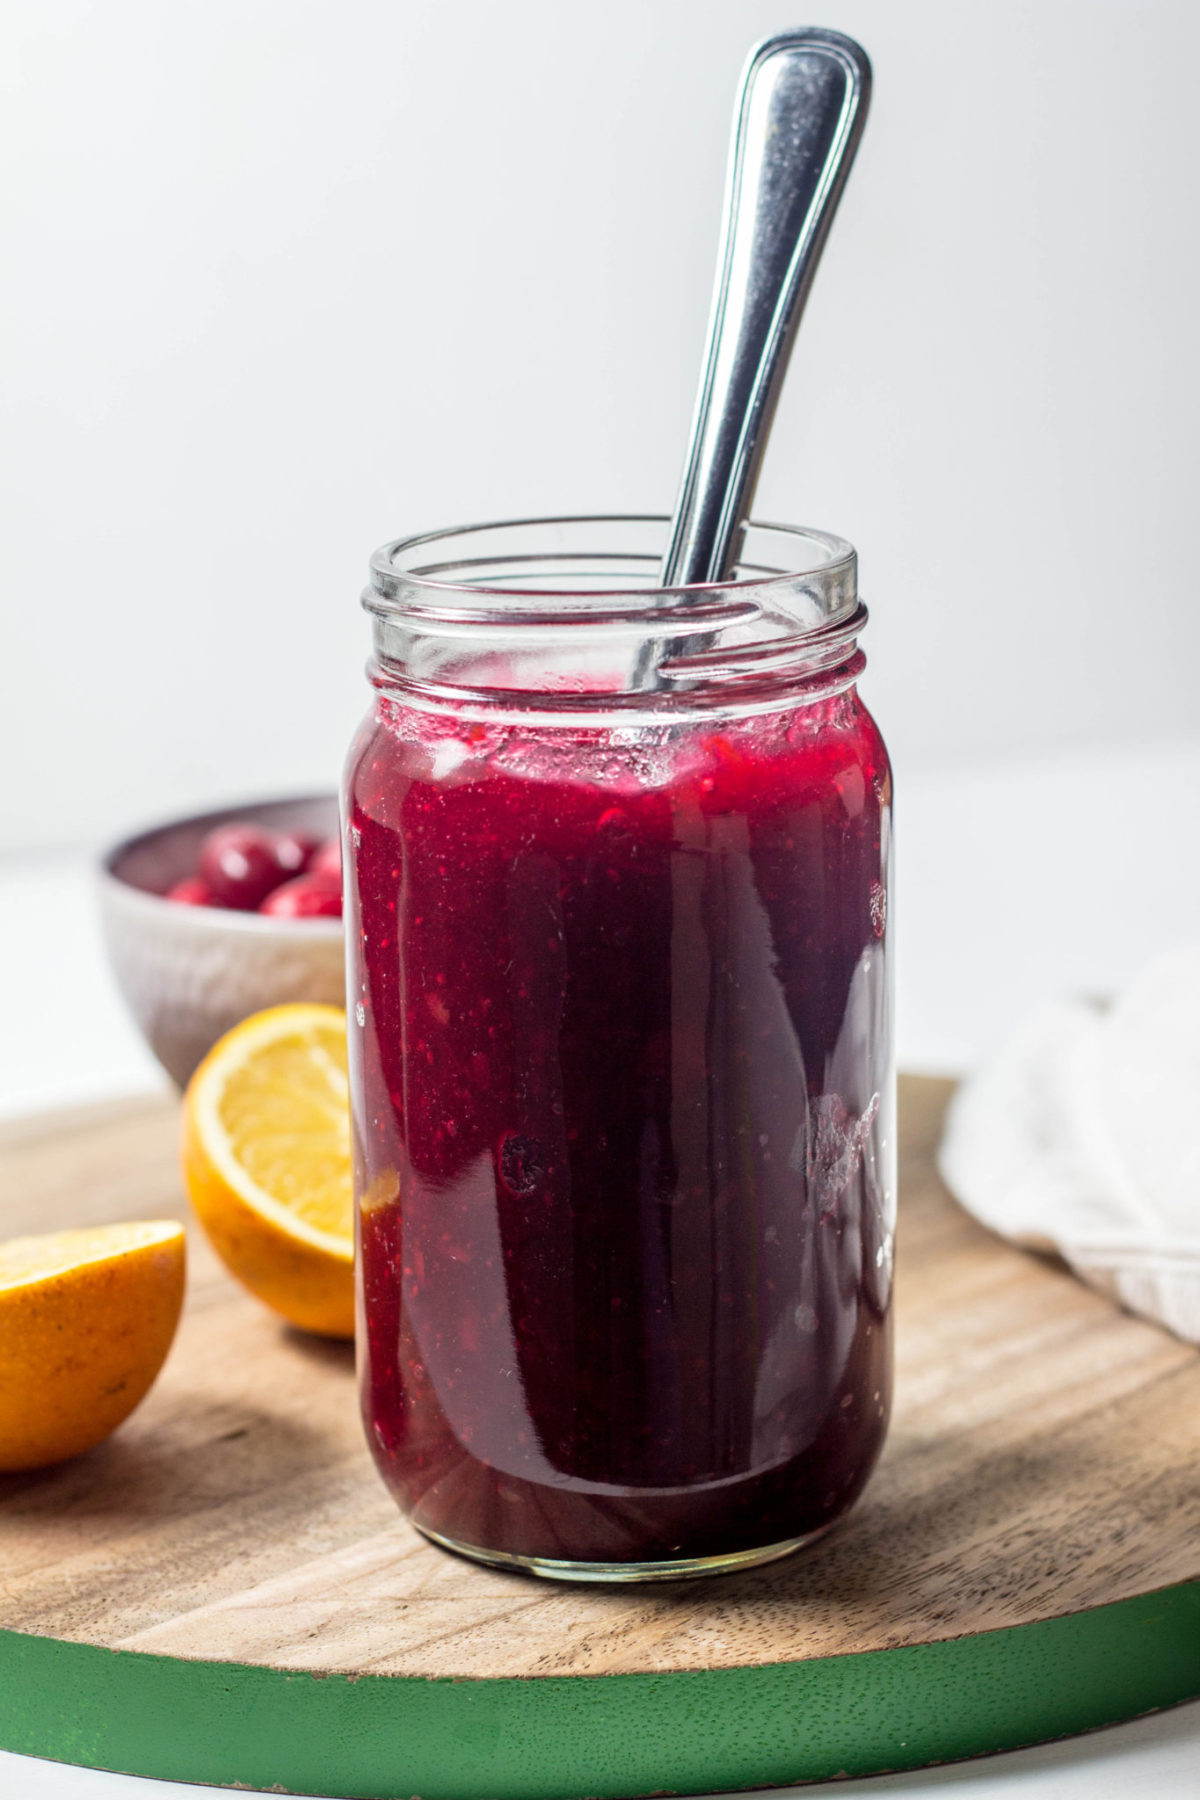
<box><xmin>347</xmin><ymin>686</ymin><xmax>893</xmax><ymax>1567</ymax></box>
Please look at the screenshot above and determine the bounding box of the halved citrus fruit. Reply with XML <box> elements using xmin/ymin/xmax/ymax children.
<box><xmin>181</xmin><ymin>1004</ymin><xmax>354</xmax><ymax>1338</ymax></box>
<box><xmin>0</xmin><ymin>1220</ymin><xmax>186</xmax><ymax>1471</ymax></box>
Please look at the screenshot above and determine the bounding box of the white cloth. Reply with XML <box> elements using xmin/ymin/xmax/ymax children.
<box><xmin>938</xmin><ymin>945</ymin><xmax>1200</xmax><ymax>1344</ymax></box>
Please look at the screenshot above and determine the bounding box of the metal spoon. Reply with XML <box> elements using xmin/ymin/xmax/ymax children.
<box><xmin>659</xmin><ymin>28</ymin><xmax>871</xmax><ymax>597</ymax></box>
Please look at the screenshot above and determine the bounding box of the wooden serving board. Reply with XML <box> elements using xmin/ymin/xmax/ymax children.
<box><xmin>0</xmin><ymin>1078</ymin><xmax>1197</xmax><ymax>1799</ymax></box>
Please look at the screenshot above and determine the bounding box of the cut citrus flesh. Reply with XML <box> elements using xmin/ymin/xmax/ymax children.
<box><xmin>181</xmin><ymin>1004</ymin><xmax>354</xmax><ymax>1338</ymax></box>
<box><xmin>0</xmin><ymin>1220</ymin><xmax>185</xmax><ymax>1471</ymax></box>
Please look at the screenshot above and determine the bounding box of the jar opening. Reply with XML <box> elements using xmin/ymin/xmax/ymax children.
<box><xmin>364</xmin><ymin>515</ymin><xmax>864</xmax><ymax>714</ymax></box>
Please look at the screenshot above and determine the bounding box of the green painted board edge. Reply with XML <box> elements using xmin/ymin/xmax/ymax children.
<box><xmin>1</xmin><ymin>1582</ymin><xmax>1198</xmax><ymax>1798</ymax></box>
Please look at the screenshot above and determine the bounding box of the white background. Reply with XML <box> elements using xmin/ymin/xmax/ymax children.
<box><xmin>3</xmin><ymin>5</ymin><xmax>1200</xmax><ymax>1796</ymax></box>
<box><xmin>3</xmin><ymin>0</ymin><xmax>1199</xmax><ymax>853</ymax></box>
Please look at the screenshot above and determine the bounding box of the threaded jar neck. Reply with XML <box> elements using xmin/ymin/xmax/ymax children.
<box><xmin>364</xmin><ymin>514</ymin><xmax>865</xmax><ymax>719</ymax></box>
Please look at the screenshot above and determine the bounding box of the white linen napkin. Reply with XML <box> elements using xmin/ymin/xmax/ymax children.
<box><xmin>937</xmin><ymin>944</ymin><xmax>1200</xmax><ymax>1344</ymax></box>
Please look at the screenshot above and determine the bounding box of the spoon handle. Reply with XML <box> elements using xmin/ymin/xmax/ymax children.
<box><xmin>661</xmin><ymin>29</ymin><xmax>871</xmax><ymax>589</ymax></box>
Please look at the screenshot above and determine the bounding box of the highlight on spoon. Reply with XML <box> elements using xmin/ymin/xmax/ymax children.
<box><xmin>661</xmin><ymin>28</ymin><xmax>872</xmax><ymax>592</ymax></box>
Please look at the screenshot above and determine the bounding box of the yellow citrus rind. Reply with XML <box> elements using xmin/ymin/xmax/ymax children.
<box><xmin>181</xmin><ymin>1004</ymin><xmax>354</xmax><ymax>1339</ymax></box>
<box><xmin>0</xmin><ymin>1220</ymin><xmax>186</xmax><ymax>1471</ymax></box>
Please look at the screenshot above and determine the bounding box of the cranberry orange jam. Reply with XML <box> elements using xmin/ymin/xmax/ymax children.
<box><xmin>346</xmin><ymin>517</ymin><xmax>894</xmax><ymax>1579</ymax></box>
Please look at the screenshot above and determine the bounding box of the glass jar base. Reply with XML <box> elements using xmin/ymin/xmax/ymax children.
<box><xmin>412</xmin><ymin>1517</ymin><xmax>837</xmax><ymax>1583</ymax></box>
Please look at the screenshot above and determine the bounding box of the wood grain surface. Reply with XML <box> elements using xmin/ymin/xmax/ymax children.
<box><xmin>1</xmin><ymin>1077</ymin><xmax>1196</xmax><ymax>1682</ymax></box>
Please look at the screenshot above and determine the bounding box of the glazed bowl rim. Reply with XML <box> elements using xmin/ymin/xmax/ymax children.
<box><xmin>98</xmin><ymin>792</ymin><xmax>344</xmax><ymax>938</ymax></box>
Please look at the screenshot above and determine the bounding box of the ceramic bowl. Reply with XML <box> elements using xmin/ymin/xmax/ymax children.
<box><xmin>99</xmin><ymin>795</ymin><xmax>346</xmax><ymax>1088</ymax></box>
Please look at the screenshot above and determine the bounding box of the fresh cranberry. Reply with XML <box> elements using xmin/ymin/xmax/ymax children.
<box><xmin>198</xmin><ymin>824</ymin><xmax>286</xmax><ymax>911</ymax></box>
<box><xmin>260</xmin><ymin>874</ymin><xmax>343</xmax><ymax>919</ymax></box>
<box><xmin>270</xmin><ymin>830</ymin><xmax>319</xmax><ymax>879</ymax></box>
<box><xmin>308</xmin><ymin>836</ymin><xmax>342</xmax><ymax>883</ymax></box>
<box><xmin>165</xmin><ymin>875</ymin><xmax>223</xmax><ymax>907</ymax></box>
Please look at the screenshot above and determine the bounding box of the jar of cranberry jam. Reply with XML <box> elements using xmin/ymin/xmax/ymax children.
<box><xmin>346</xmin><ymin>516</ymin><xmax>894</xmax><ymax>1580</ymax></box>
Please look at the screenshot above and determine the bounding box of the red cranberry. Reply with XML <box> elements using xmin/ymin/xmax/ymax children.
<box><xmin>270</xmin><ymin>830</ymin><xmax>319</xmax><ymax>878</ymax></box>
<box><xmin>260</xmin><ymin>875</ymin><xmax>343</xmax><ymax>919</ymax></box>
<box><xmin>308</xmin><ymin>836</ymin><xmax>342</xmax><ymax>883</ymax></box>
<box><xmin>165</xmin><ymin>875</ymin><xmax>222</xmax><ymax>907</ymax></box>
<box><xmin>198</xmin><ymin>824</ymin><xmax>286</xmax><ymax>911</ymax></box>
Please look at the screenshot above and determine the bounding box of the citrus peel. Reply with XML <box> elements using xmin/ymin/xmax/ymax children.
<box><xmin>181</xmin><ymin>1003</ymin><xmax>354</xmax><ymax>1338</ymax></box>
<box><xmin>0</xmin><ymin>1220</ymin><xmax>185</xmax><ymax>1470</ymax></box>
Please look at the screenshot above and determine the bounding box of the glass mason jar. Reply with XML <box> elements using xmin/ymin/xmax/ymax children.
<box><xmin>345</xmin><ymin>516</ymin><xmax>894</xmax><ymax>1581</ymax></box>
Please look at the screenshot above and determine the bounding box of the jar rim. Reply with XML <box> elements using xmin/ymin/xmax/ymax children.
<box><xmin>362</xmin><ymin>515</ymin><xmax>864</xmax><ymax>713</ymax></box>
<box><xmin>366</xmin><ymin>514</ymin><xmax>856</xmax><ymax>620</ymax></box>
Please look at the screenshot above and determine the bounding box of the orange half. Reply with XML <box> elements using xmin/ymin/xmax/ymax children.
<box><xmin>0</xmin><ymin>1220</ymin><xmax>185</xmax><ymax>1470</ymax></box>
<box><xmin>181</xmin><ymin>1004</ymin><xmax>354</xmax><ymax>1338</ymax></box>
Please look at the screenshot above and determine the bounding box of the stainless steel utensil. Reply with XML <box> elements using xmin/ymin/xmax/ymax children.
<box><xmin>661</xmin><ymin>28</ymin><xmax>871</xmax><ymax>594</ymax></box>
